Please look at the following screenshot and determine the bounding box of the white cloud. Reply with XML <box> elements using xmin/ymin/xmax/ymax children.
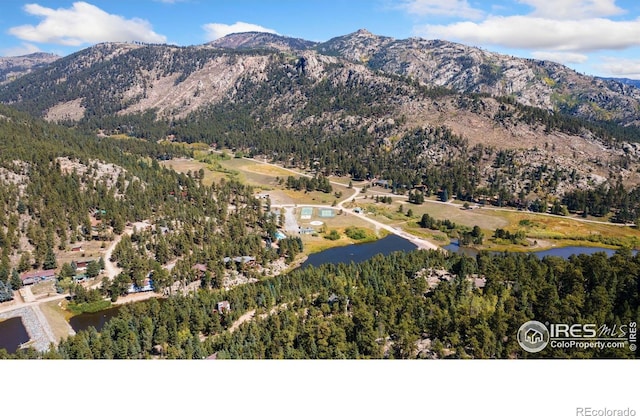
<box><xmin>416</xmin><ymin>16</ymin><xmax>640</xmax><ymax>52</ymax></box>
<box><xmin>202</xmin><ymin>21</ymin><xmax>278</xmax><ymax>41</ymax></box>
<box><xmin>2</xmin><ymin>42</ymin><xmax>42</xmax><ymax>57</ymax></box>
<box><xmin>597</xmin><ymin>57</ymin><xmax>640</xmax><ymax>79</ymax></box>
<box><xmin>398</xmin><ymin>0</ymin><xmax>484</xmax><ymax>19</ymax></box>
<box><xmin>9</xmin><ymin>2</ymin><xmax>167</xmax><ymax>46</ymax></box>
<box><xmin>531</xmin><ymin>51</ymin><xmax>589</xmax><ymax>64</ymax></box>
<box><xmin>517</xmin><ymin>0</ymin><xmax>625</xmax><ymax>19</ymax></box>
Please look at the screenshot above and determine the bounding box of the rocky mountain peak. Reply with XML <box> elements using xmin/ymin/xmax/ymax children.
<box><xmin>208</xmin><ymin>31</ymin><xmax>317</xmax><ymax>52</ymax></box>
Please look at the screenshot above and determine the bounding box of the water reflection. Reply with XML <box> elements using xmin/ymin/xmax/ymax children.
<box><xmin>0</xmin><ymin>317</ymin><xmax>30</xmax><ymax>354</ymax></box>
<box><xmin>302</xmin><ymin>234</ymin><xmax>418</xmax><ymax>269</ymax></box>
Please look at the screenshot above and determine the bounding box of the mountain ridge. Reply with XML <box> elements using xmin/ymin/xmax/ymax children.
<box><xmin>2</xmin><ymin>29</ymin><xmax>639</xmax><ymax>126</ymax></box>
<box><xmin>0</xmin><ymin>52</ymin><xmax>60</xmax><ymax>85</ymax></box>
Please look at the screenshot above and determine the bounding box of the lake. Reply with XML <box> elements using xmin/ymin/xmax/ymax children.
<box><xmin>0</xmin><ymin>317</ymin><xmax>30</xmax><ymax>354</ymax></box>
<box><xmin>302</xmin><ymin>234</ymin><xmax>418</xmax><ymax>268</ymax></box>
<box><xmin>300</xmin><ymin>234</ymin><xmax>632</xmax><ymax>270</ymax></box>
<box><xmin>443</xmin><ymin>240</ymin><xmax>634</xmax><ymax>259</ymax></box>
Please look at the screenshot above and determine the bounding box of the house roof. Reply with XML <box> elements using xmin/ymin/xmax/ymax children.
<box><xmin>223</xmin><ymin>256</ymin><xmax>255</xmax><ymax>263</ymax></box>
<box><xmin>20</xmin><ymin>269</ymin><xmax>56</xmax><ymax>280</ymax></box>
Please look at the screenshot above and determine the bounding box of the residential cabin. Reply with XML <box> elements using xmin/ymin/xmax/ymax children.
<box><xmin>217</xmin><ymin>301</ymin><xmax>231</xmax><ymax>314</ymax></box>
<box><xmin>75</xmin><ymin>257</ymin><xmax>100</xmax><ymax>271</ymax></box>
<box><xmin>127</xmin><ymin>277</ymin><xmax>154</xmax><ymax>294</ymax></box>
<box><xmin>20</xmin><ymin>270</ymin><xmax>56</xmax><ymax>285</ymax></box>
<box><xmin>223</xmin><ymin>256</ymin><xmax>256</xmax><ymax>265</ymax></box>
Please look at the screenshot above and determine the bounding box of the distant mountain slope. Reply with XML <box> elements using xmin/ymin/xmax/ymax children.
<box><xmin>598</xmin><ymin>77</ymin><xmax>640</xmax><ymax>88</ymax></box>
<box><xmin>317</xmin><ymin>30</ymin><xmax>640</xmax><ymax>126</ymax></box>
<box><xmin>208</xmin><ymin>31</ymin><xmax>317</xmax><ymax>52</ymax></box>
<box><xmin>0</xmin><ymin>52</ymin><xmax>59</xmax><ymax>84</ymax></box>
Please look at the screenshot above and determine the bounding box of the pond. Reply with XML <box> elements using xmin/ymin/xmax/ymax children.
<box><xmin>68</xmin><ymin>298</ymin><xmax>165</xmax><ymax>334</ymax></box>
<box><xmin>68</xmin><ymin>305</ymin><xmax>123</xmax><ymax>333</ymax></box>
<box><xmin>443</xmin><ymin>240</ymin><xmax>634</xmax><ymax>259</ymax></box>
<box><xmin>0</xmin><ymin>317</ymin><xmax>30</xmax><ymax>354</ymax></box>
<box><xmin>302</xmin><ymin>234</ymin><xmax>418</xmax><ymax>269</ymax></box>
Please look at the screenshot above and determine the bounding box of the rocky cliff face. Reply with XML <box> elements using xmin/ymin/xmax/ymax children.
<box><xmin>316</xmin><ymin>30</ymin><xmax>640</xmax><ymax>126</ymax></box>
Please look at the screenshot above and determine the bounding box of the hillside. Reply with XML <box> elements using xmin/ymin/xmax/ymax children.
<box><xmin>0</xmin><ymin>105</ymin><xmax>291</xmax><ymax>301</ymax></box>
<box><xmin>2</xmin><ymin>30</ymin><xmax>640</xmax><ymax>126</ymax></box>
<box><xmin>2</xmin><ymin>30</ymin><xmax>640</xmax><ymax>219</ymax></box>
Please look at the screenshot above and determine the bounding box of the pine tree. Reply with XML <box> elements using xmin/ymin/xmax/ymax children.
<box><xmin>10</xmin><ymin>269</ymin><xmax>22</xmax><ymax>290</ymax></box>
<box><xmin>43</xmin><ymin>246</ymin><xmax>57</xmax><ymax>270</ymax></box>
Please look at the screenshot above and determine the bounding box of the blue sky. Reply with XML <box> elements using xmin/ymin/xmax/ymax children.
<box><xmin>2</xmin><ymin>0</ymin><xmax>640</xmax><ymax>78</ymax></box>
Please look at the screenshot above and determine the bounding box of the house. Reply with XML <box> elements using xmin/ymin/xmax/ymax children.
<box><xmin>75</xmin><ymin>257</ymin><xmax>100</xmax><ymax>271</ymax></box>
<box><xmin>127</xmin><ymin>277</ymin><xmax>154</xmax><ymax>294</ymax></box>
<box><xmin>372</xmin><ymin>179</ymin><xmax>390</xmax><ymax>188</ymax></box>
<box><xmin>217</xmin><ymin>301</ymin><xmax>231</xmax><ymax>313</ymax></box>
<box><xmin>70</xmin><ymin>245</ymin><xmax>83</xmax><ymax>252</ymax></box>
<box><xmin>472</xmin><ymin>276</ymin><xmax>487</xmax><ymax>289</ymax></box>
<box><xmin>20</xmin><ymin>270</ymin><xmax>56</xmax><ymax>285</ymax></box>
<box><xmin>223</xmin><ymin>256</ymin><xmax>256</xmax><ymax>265</ymax></box>
<box><xmin>192</xmin><ymin>263</ymin><xmax>207</xmax><ymax>273</ymax></box>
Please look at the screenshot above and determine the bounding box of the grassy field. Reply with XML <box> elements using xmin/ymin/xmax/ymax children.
<box><xmin>160</xmin><ymin>154</ymin><xmax>640</xmax><ymax>251</ymax></box>
<box><xmin>356</xmin><ymin>197</ymin><xmax>640</xmax><ymax>250</ymax></box>
<box><xmin>160</xmin><ymin>157</ymin><xmax>228</xmax><ymax>187</ymax></box>
<box><xmin>40</xmin><ymin>299</ymin><xmax>74</xmax><ymax>343</ymax></box>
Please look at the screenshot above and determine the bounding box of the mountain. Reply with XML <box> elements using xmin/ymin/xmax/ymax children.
<box><xmin>2</xmin><ymin>30</ymin><xmax>640</xmax><ymax>206</ymax></box>
<box><xmin>0</xmin><ymin>52</ymin><xmax>60</xmax><ymax>85</ymax></box>
<box><xmin>598</xmin><ymin>76</ymin><xmax>640</xmax><ymax>88</ymax></box>
<box><xmin>318</xmin><ymin>30</ymin><xmax>640</xmax><ymax>125</ymax></box>
<box><xmin>2</xmin><ymin>30</ymin><xmax>639</xmax><ymax>126</ymax></box>
<box><xmin>208</xmin><ymin>31</ymin><xmax>317</xmax><ymax>52</ymax></box>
